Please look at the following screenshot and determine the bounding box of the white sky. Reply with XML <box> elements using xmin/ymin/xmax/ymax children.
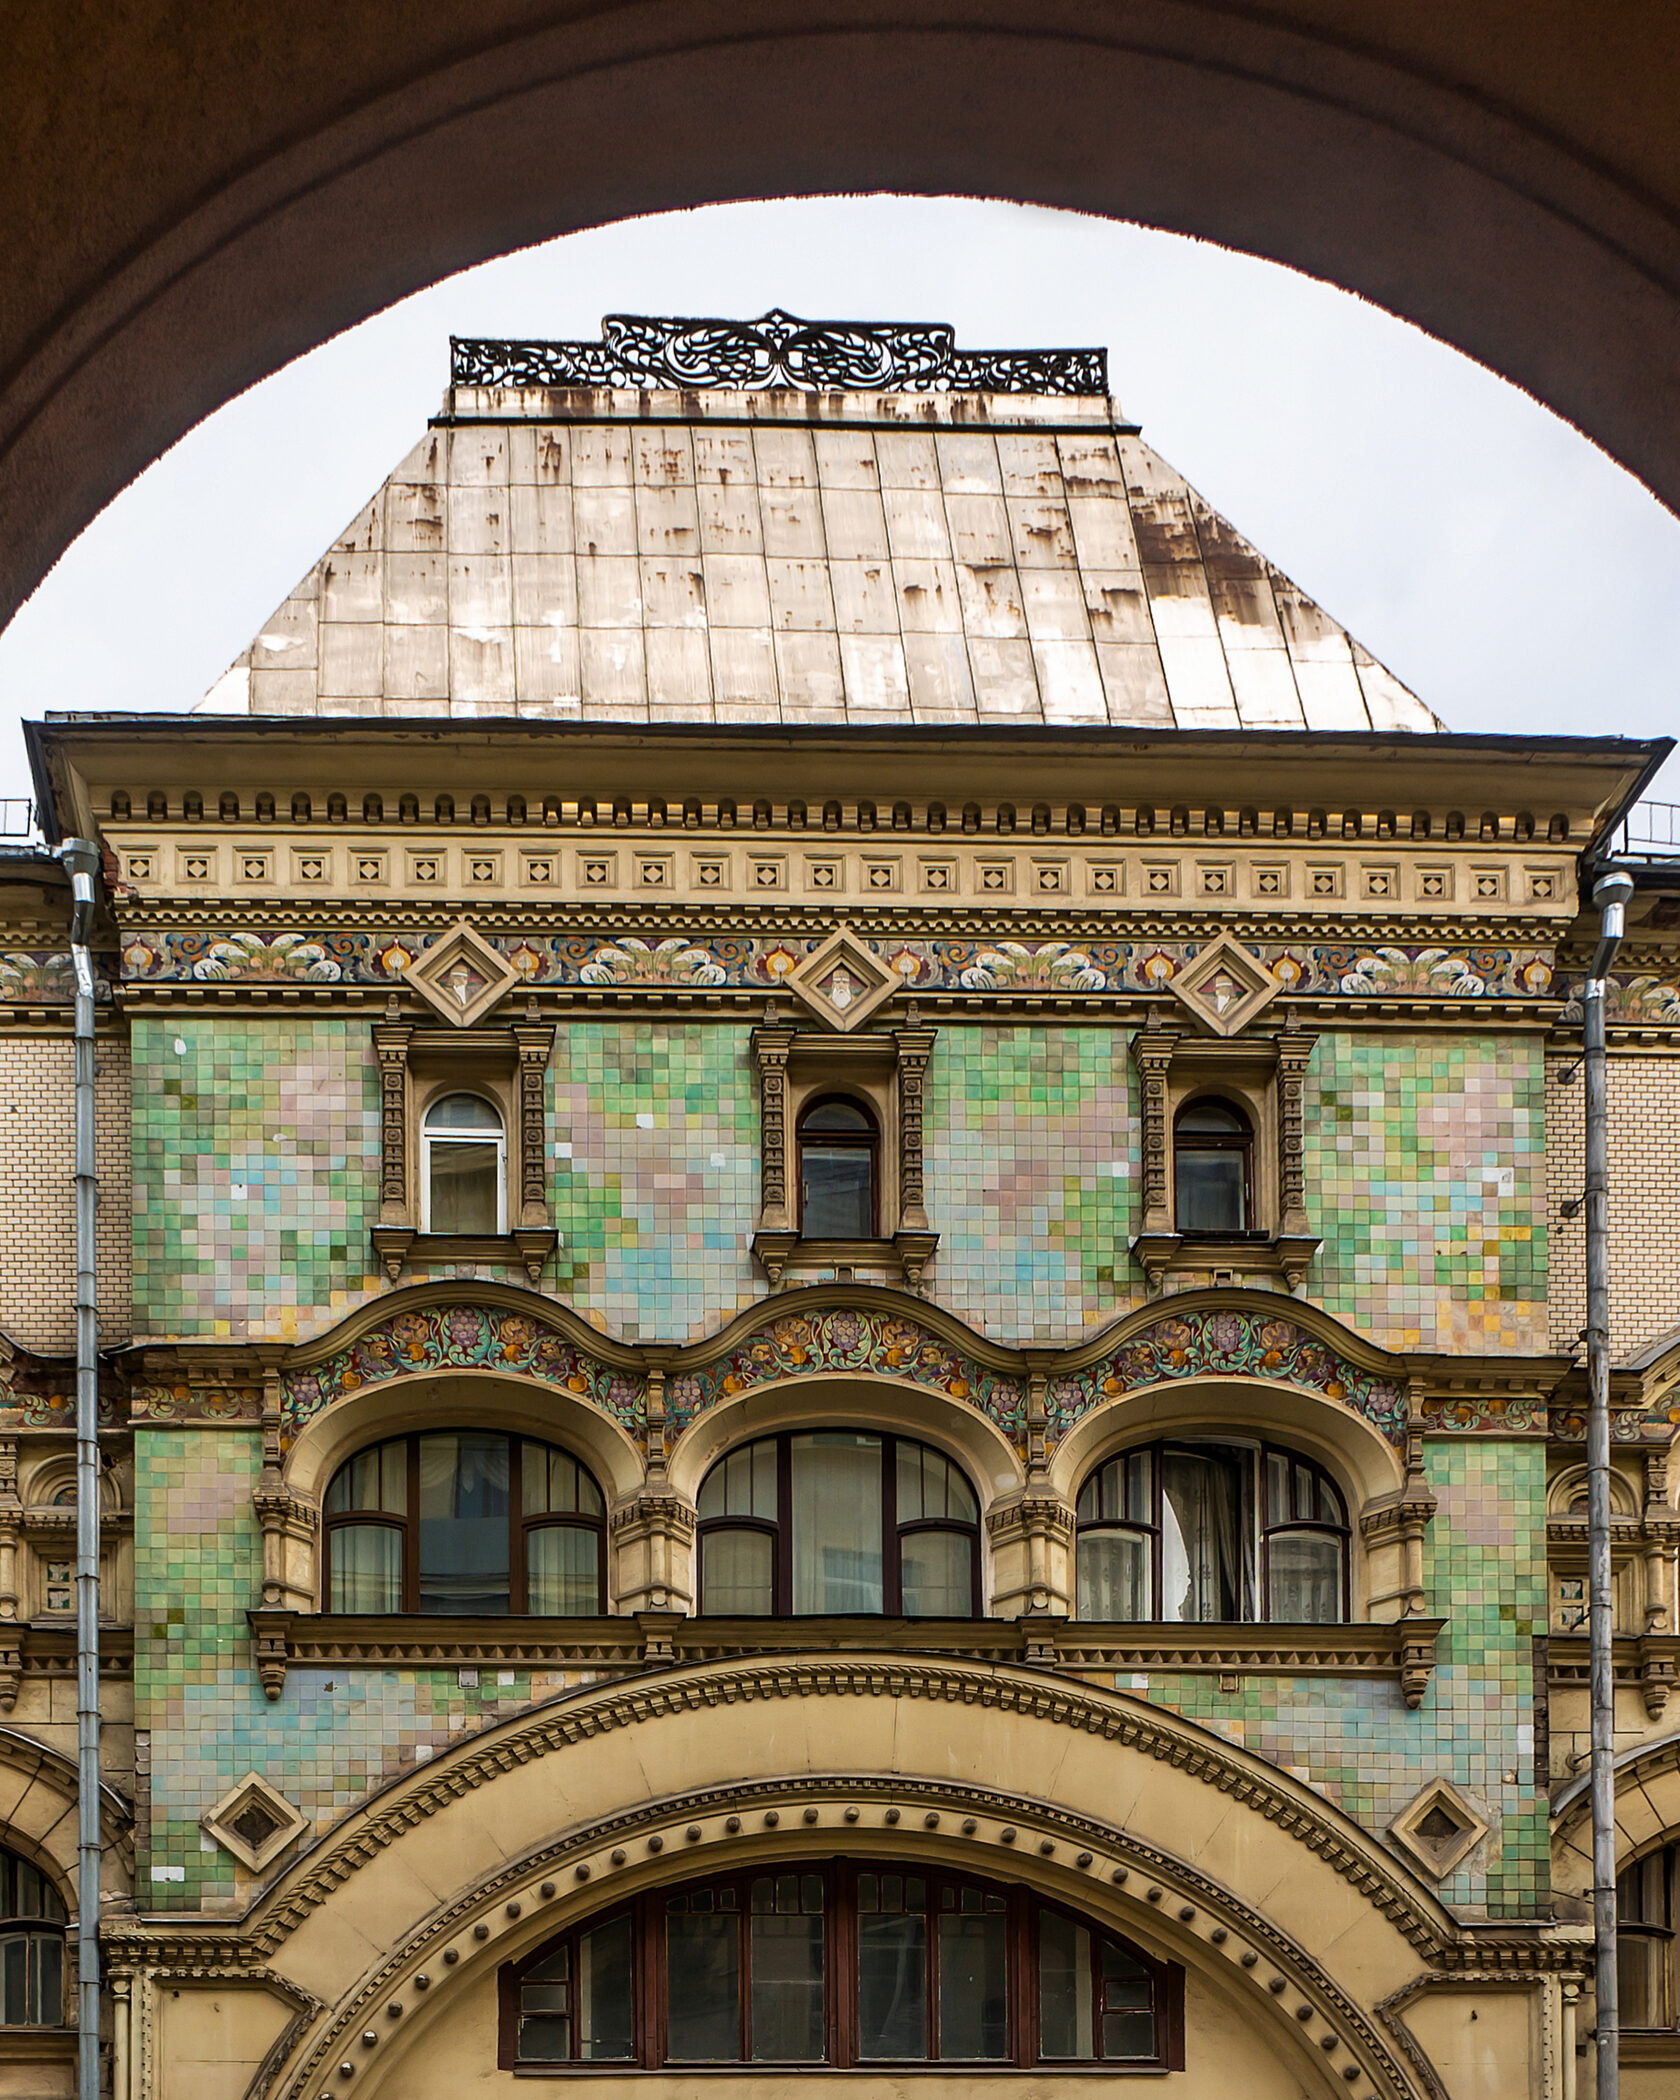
<box><xmin>2</xmin><ymin>194</ymin><xmax>1676</xmax><ymax>811</ymax></box>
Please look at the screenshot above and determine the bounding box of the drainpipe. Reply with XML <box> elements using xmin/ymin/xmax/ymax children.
<box><xmin>1585</xmin><ymin>866</ymin><xmax>1633</xmax><ymax>2100</ymax></box>
<box><xmin>58</xmin><ymin>837</ymin><xmax>102</xmax><ymax>2100</ymax></box>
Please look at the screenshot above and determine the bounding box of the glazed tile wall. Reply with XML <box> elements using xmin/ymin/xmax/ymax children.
<box><xmin>1130</xmin><ymin>1439</ymin><xmax>1548</xmax><ymax>1916</ymax></box>
<box><xmin>135</xmin><ymin>1427</ymin><xmax>584</xmax><ymax>1907</ymax></box>
<box><xmin>0</xmin><ymin>1035</ymin><xmax>132</xmax><ymax>1351</ymax></box>
<box><xmin>131</xmin><ymin>1016</ymin><xmax>386</xmax><ymax>1341</ymax></box>
<box><xmin>553</xmin><ymin>1020</ymin><xmax>760</xmax><ymax>1340</ymax></box>
<box><xmin>1546</xmin><ymin>1052</ymin><xmax>1680</xmax><ymax>1359</ymax></box>
<box><xmin>1303</xmin><ymin>1032</ymin><xmax>1546</xmax><ymax>1352</ymax></box>
<box><xmin>923</xmin><ymin>1025</ymin><xmax>1139</xmax><ymax>1342</ymax></box>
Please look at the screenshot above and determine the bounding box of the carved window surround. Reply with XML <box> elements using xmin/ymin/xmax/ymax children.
<box><xmin>242</xmin><ymin>1608</ymin><xmax>1441</xmax><ymax>1703</ymax></box>
<box><xmin>371</xmin><ymin>1015</ymin><xmax>558</xmax><ymax>1285</ymax></box>
<box><xmin>1130</xmin><ymin>1025</ymin><xmax>1320</xmax><ymax>1291</ymax></box>
<box><xmin>750</xmin><ymin>1011</ymin><xmax>938</xmax><ymax>1289</ymax></box>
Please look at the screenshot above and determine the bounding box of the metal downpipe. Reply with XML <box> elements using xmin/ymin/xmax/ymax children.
<box><xmin>59</xmin><ymin>838</ymin><xmax>102</xmax><ymax>2100</ymax></box>
<box><xmin>1585</xmin><ymin>866</ymin><xmax>1633</xmax><ymax>2100</ymax></box>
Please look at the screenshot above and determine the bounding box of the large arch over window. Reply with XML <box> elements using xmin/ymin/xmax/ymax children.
<box><xmin>1076</xmin><ymin>1439</ymin><xmax>1348</xmax><ymax>1624</ymax></box>
<box><xmin>0</xmin><ymin>1843</ymin><xmax>66</xmax><ymax>2027</ymax></box>
<box><xmin>501</xmin><ymin>1860</ymin><xmax>1182</xmax><ymax>2070</ymax></box>
<box><xmin>697</xmin><ymin>1432</ymin><xmax>980</xmax><ymax>1618</ymax></box>
<box><xmin>323</xmin><ymin>1432</ymin><xmax>605</xmax><ymax>1615</ymax></box>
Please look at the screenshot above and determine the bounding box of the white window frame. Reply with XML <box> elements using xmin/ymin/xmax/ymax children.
<box><xmin>420</xmin><ymin>1091</ymin><xmax>508</xmax><ymax>1234</ymax></box>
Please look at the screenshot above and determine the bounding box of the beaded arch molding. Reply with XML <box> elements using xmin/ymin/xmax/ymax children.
<box><xmin>259</xmin><ymin>1767</ymin><xmax>1429</xmax><ymax>2100</ymax></box>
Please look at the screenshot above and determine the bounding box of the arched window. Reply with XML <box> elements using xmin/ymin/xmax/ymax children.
<box><xmin>322</xmin><ymin>1433</ymin><xmax>604</xmax><ymax>1615</ymax></box>
<box><xmin>1172</xmin><ymin>1097</ymin><xmax>1251</xmax><ymax>1233</ymax></box>
<box><xmin>0</xmin><ymin>1845</ymin><xmax>65</xmax><ymax>2027</ymax></box>
<box><xmin>503</xmin><ymin>1862</ymin><xmax>1181</xmax><ymax>2069</ymax></box>
<box><xmin>1620</xmin><ymin>1841</ymin><xmax>1679</xmax><ymax>2029</ymax></box>
<box><xmin>797</xmin><ymin>1097</ymin><xmax>878</xmax><ymax>1238</ymax></box>
<box><xmin>421</xmin><ymin>1092</ymin><xmax>505</xmax><ymax>1234</ymax></box>
<box><xmin>697</xmin><ymin>1434</ymin><xmax>979</xmax><ymax>1618</ymax></box>
<box><xmin>1076</xmin><ymin>1441</ymin><xmax>1348</xmax><ymax>1624</ymax></box>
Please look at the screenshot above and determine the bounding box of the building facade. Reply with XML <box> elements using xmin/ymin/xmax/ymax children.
<box><xmin>3</xmin><ymin>314</ymin><xmax>1680</xmax><ymax>2097</ymax></box>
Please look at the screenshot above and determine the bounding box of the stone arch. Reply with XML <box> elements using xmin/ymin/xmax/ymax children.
<box><xmin>0</xmin><ymin>1726</ymin><xmax>132</xmax><ymax>1908</ymax></box>
<box><xmin>225</xmin><ymin>1653</ymin><xmax>1454</xmax><ymax>2100</ymax></box>
<box><xmin>1553</xmin><ymin>1730</ymin><xmax>1680</xmax><ymax>1903</ymax></box>
<box><xmin>1049</xmin><ymin>1373</ymin><xmax>1406</xmax><ymax>1518</ymax></box>
<box><xmin>667</xmin><ymin>1369</ymin><xmax>1025</xmax><ymax>1508</ymax></box>
<box><xmin>282</xmin><ymin>1369</ymin><xmax>644</xmax><ymax>1513</ymax></box>
<box><xmin>9</xmin><ymin>9</ymin><xmax>1680</xmax><ymax>638</ymax></box>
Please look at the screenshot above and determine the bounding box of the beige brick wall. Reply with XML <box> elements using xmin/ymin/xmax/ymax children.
<box><xmin>1548</xmin><ymin>1050</ymin><xmax>1680</xmax><ymax>1360</ymax></box>
<box><xmin>0</xmin><ymin>1034</ymin><xmax>131</xmax><ymax>1353</ymax></box>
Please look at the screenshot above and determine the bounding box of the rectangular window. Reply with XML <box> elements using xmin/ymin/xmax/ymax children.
<box><xmin>791</xmin><ymin>1434</ymin><xmax>883</xmax><ymax>1614</ymax></box>
<box><xmin>856</xmin><ymin>1873</ymin><xmax>928</xmax><ymax>2060</ymax></box>
<box><xmin>937</xmin><ymin>1890</ymin><xmax>1008</xmax><ymax>2060</ymax></box>
<box><xmin>748</xmin><ymin>1873</ymin><xmax>826</xmax><ymax>2061</ymax></box>
<box><xmin>416</xmin><ymin>1433</ymin><xmax>510</xmax><ymax>1614</ymax></box>
<box><xmin>666</xmin><ymin>1894</ymin><xmax>741</xmax><ymax>2061</ymax></box>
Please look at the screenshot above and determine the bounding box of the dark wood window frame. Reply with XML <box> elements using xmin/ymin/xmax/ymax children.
<box><xmin>1171</xmin><ymin>1092</ymin><xmax>1255</xmax><ymax>1235</ymax></box>
<box><xmin>0</xmin><ymin>1845</ymin><xmax>67</xmax><ymax>2028</ymax></box>
<box><xmin>1620</xmin><ymin>1839</ymin><xmax>1680</xmax><ymax>2030</ymax></box>
<box><xmin>1075</xmin><ymin>1439</ymin><xmax>1350</xmax><ymax>1626</ymax></box>
<box><xmin>499</xmin><ymin>1860</ymin><xmax>1184</xmax><ymax>2072</ymax></box>
<box><xmin>696</xmin><ymin>1432</ymin><xmax>982</xmax><ymax>1619</ymax></box>
<box><xmin>795</xmin><ymin>1093</ymin><xmax>881</xmax><ymax>1240</ymax></box>
<box><xmin>322</xmin><ymin>1432</ymin><xmax>607</xmax><ymax>1616</ymax></box>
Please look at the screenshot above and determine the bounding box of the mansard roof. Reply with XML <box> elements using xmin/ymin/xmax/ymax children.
<box><xmin>199</xmin><ymin>312</ymin><xmax>1442</xmax><ymax>736</ymax></box>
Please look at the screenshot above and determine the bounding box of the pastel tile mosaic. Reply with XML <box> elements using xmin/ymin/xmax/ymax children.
<box><xmin>1303</xmin><ymin>1031</ymin><xmax>1546</xmax><ymax>1352</ymax></box>
<box><xmin>553</xmin><ymin>1020</ymin><xmax>761</xmax><ymax>1340</ymax></box>
<box><xmin>923</xmin><ymin>1025</ymin><xmax>1139</xmax><ymax>1342</ymax></box>
<box><xmin>1129</xmin><ymin>1439</ymin><xmax>1548</xmax><ymax>1916</ymax></box>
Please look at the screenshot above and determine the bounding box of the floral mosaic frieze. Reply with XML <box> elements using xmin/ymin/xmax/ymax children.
<box><xmin>1051</xmin><ymin>1309</ymin><xmax>1407</xmax><ymax>1446</ymax></box>
<box><xmin>120</xmin><ymin>928</ymin><xmax>1560</xmax><ymax>1002</ymax></box>
<box><xmin>665</xmin><ymin>1308</ymin><xmax>1023</xmax><ymax>1436</ymax></box>
<box><xmin>0</xmin><ymin>948</ymin><xmax>75</xmax><ymax>1002</ymax></box>
<box><xmin>281</xmin><ymin>1304</ymin><xmax>644</xmax><ymax>1434</ymax></box>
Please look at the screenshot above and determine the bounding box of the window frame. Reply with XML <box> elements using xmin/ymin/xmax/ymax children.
<box><xmin>696</xmin><ymin>1432</ymin><xmax>982</xmax><ymax>1620</ymax></box>
<box><xmin>419</xmin><ymin>1088</ymin><xmax>508</xmax><ymax>1236</ymax></box>
<box><xmin>1171</xmin><ymin>1092</ymin><xmax>1255</xmax><ymax>1236</ymax></box>
<box><xmin>0</xmin><ymin>1845</ymin><xmax>67</xmax><ymax>2029</ymax></box>
<box><xmin>1620</xmin><ymin>1841</ymin><xmax>1680</xmax><ymax>2030</ymax></box>
<box><xmin>795</xmin><ymin>1093</ymin><xmax>881</xmax><ymax>1240</ymax></box>
<box><xmin>1075</xmin><ymin>1439</ymin><xmax>1350</xmax><ymax>1626</ymax></box>
<box><xmin>321</xmin><ymin>1432</ymin><xmax>607</xmax><ymax>1617</ymax></box>
<box><xmin>499</xmin><ymin>1860</ymin><xmax>1183</xmax><ymax>2072</ymax></box>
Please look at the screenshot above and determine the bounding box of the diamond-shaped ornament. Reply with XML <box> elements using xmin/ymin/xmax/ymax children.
<box><xmin>1165</xmin><ymin>931</ymin><xmax>1282</xmax><ymax>1038</ymax></box>
<box><xmin>785</xmin><ymin>926</ymin><xmax>898</xmax><ymax>1033</ymax></box>
<box><xmin>407</xmin><ymin>919</ymin><xmax>520</xmax><ymax>1028</ymax></box>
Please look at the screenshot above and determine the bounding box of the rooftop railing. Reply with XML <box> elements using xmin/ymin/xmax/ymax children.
<box><xmin>0</xmin><ymin>798</ymin><xmax>37</xmax><ymax>840</ymax></box>
<box><xmin>1611</xmin><ymin>800</ymin><xmax>1680</xmax><ymax>860</ymax></box>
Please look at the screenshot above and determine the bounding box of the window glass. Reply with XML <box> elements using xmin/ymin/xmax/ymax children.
<box><xmin>523</xmin><ymin>1447</ymin><xmax>603</xmax><ymax>1516</ymax></box>
<box><xmin>937</xmin><ymin>1888</ymin><xmax>1008</xmax><ymax>2060</ymax></box>
<box><xmin>325</xmin><ymin>1441</ymin><xmax>406</xmax><ymax>1516</ymax></box>
<box><xmin>1037</xmin><ymin>1907</ymin><xmax>1094</xmax><ymax>2059</ymax></box>
<box><xmin>856</xmin><ymin>1873</ymin><xmax>928</xmax><ymax>2060</ymax></box>
<box><xmin>791</xmin><ymin>1434</ymin><xmax>883</xmax><ymax>1614</ymax></box>
<box><xmin>327</xmin><ymin>1523</ymin><xmax>402</xmax><ymax>1613</ymax></box>
<box><xmin>423</xmin><ymin>1093</ymin><xmax>503</xmax><ymax>1235</ymax></box>
<box><xmin>416</xmin><ymin>1433</ymin><xmax>511</xmax><ymax>1614</ymax></box>
<box><xmin>702</xmin><ymin>1529</ymin><xmax>775</xmax><ymax>1615</ymax></box>
<box><xmin>1618</xmin><ymin>1845</ymin><xmax>1678</xmax><ymax>2029</ymax></box>
<box><xmin>1266</xmin><ymin>1530</ymin><xmax>1342</xmax><ymax>1623</ymax></box>
<box><xmin>1175</xmin><ymin>1150</ymin><xmax>1246</xmax><ymax>1231</ymax></box>
<box><xmin>897</xmin><ymin>1444</ymin><xmax>978</xmax><ymax>1525</ymax></box>
<box><xmin>577</xmin><ymin>1916</ymin><xmax>636</xmax><ymax>2061</ymax></box>
<box><xmin>698</xmin><ymin>1441</ymin><xmax>778</xmax><ymax>1521</ymax></box>
<box><xmin>899</xmin><ymin>1531</ymin><xmax>973</xmax><ymax>1618</ymax></box>
<box><xmin>518</xmin><ymin>1943</ymin><xmax>571</xmax><ymax>2061</ymax></box>
<box><xmin>1159</xmin><ymin>1446</ymin><xmax>1248</xmax><ymax>1622</ymax></box>
<box><xmin>799</xmin><ymin>1097</ymin><xmax>876</xmax><ymax>1238</ymax></box>
<box><xmin>666</xmin><ymin>1893</ymin><xmax>742</xmax><ymax>2060</ymax></box>
<box><xmin>1100</xmin><ymin>1942</ymin><xmax>1158</xmax><ymax>2059</ymax></box>
<box><xmin>527</xmin><ymin>1525</ymin><xmax>601</xmax><ymax>1615</ymax></box>
<box><xmin>1076</xmin><ymin>1530</ymin><xmax>1151</xmax><ymax>1620</ymax></box>
<box><xmin>0</xmin><ymin>1929</ymin><xmax>62</xmax><ymax>2027</ymax></box>
<box><xmin>425</xmin><ymin>1092</ymin><xmax>502</xmax><ymax>1130</ymax></box>
<box><xmin>749</xmin><ymin>1873</ymin><xmax>826</xmax><ymax>2062</ymax></box>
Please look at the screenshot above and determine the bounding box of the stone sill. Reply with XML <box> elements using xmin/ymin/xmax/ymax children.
<box><xmin>371</xmin><ymin>1225</ymin><xmax>558</xmax><ymax>1285</ymax></box>
<box><xmin>1620</xmin><ymin>2032</ymin><xmax>1680</xmax><ymax>2066</ymax></box>
<box><xmin>1131</xmin><ymin>1230</ymin><xmax>1321</xmax><ymax>1292</ymax></box>
<box><xmin>247</xmin><ymin>1609</ymin><xmax>1440</xmax><ymax>1703</ymax></box>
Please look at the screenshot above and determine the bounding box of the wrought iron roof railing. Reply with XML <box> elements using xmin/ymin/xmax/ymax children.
<box><xmin>451</xmin><ymin>310</ymin><xmax>1107</xmax><ymax>396</ymax></box>
<box><xmin>1611</xmin><ymin>799</ymin><xmax>1680</xmax><ymax>861</ymax></box>
<box><xmin>0</xmin><ymin>798</ymin><xmax>36</xmax><ymax>840</ymax></box>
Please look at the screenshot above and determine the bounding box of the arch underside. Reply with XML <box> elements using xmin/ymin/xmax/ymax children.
<box><xmin>181</xmin><ymin>1653</ymin><xmax>1464</xmax><ymax>2100</ymax></box>
<box><xmin>6</xmin><ymin>3</ymin><xmax>1680</xmax><ymax>635</ymax></box>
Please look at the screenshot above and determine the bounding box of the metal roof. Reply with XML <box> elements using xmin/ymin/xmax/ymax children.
<box><xmin>197</xmin><ymin>319</ymin><xmax>1443</xmax><ymax>736</ymax></box>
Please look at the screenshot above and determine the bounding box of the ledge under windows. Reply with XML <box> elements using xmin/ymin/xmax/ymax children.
<box><xmin>750</xmin><ymin>1230</ymin><xmax>939</xmax><ymax>1289</ymax></box>
<box><xmin>370</xmin><ymin>1227</ymin><xmax>560</xmax><ymax>1286</ymax></box>
<box><xmin>247</xmin><ymin>1608</ymin><xmax>1441</xmax><ymax>1705</ymax></box>
<box><xmin>1129</xmin><ymin>1228</ymin><xmax>1321</xmax><ymax>1293</ymax></box>
<box><xmin>1546</xmin><ymin>1630</ymin><xmax>1680</xmax><ymax>1720</ymax></box>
